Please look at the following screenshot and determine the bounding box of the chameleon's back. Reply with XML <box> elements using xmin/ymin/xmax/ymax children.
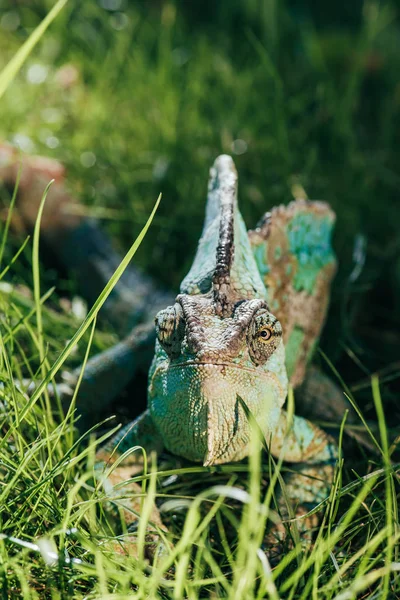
<box><xmin>249</xmin><ymin>200</ymin><xmax>336</xmax><ymax>387</ymax></box>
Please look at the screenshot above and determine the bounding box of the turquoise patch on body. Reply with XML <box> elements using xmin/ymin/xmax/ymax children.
<box><xmin>252</xmin><ymin>242</ymin><xmax>270</xmax><ymax>277</ymax></box>
<box><xmin>287</xmin><ymin>213</ymin><xmax>334</xmax><ymax>294</ymax></box>
<box><xmin>284</xmin><ymin>326</ymin><xmax>305</xmax><ymax>380</ymax></box>
<box><xmin>272</xmin><ymin>299</ymin><xmax>280</xmax><ymax>311</ymax></box>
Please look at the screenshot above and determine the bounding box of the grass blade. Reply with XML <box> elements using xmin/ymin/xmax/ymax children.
<box><xmin>0</xmin><ymin>0</ymin><xmax>68</xmax><ymax>100</ymax></box>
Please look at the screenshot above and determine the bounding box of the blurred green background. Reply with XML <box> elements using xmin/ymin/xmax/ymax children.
<box><xmin>0</xmin><ymin>0</ymin><xmax>399</xmax><ymax>418</ymax></box>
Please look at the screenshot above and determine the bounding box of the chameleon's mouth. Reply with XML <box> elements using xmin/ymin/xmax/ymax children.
<box><xmin>165</xmin><ymin>361</ymin><xmax>286</xmax><ymax>395</ymax></box>
<box><xmin>167</xmin><ymin>360</ymin><xmax>266</xmax><ymax>376</ymax></box>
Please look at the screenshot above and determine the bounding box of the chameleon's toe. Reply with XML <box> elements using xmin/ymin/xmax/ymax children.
<box><xmin>109</xmin><ymin>534</ymin><xmax>140</xmax><ymax>558</ymax></box>
<box><xmin>110</xmin><ymin>531</ymin><xmax>169</xmax><ymax>563</ymax></box>
<box><xmin>264</xmin><ymin>505</ymin><xmax>319</xmax><ymax>565</ymax></box>
<box><xmin>143</xmin><ymin>532</ymin><xmax>171</xmax><ymax>563</ymax></box>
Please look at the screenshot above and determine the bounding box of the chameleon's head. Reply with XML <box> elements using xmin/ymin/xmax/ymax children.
<box><xmin>149</xmin><ymin>294</ymin><xmax>288</xmax><ymax>465</ymax></box>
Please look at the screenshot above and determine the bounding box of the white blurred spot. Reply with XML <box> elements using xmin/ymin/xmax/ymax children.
<box><xmin>46</xmin><ymin>136</ymin><xmax>60</xmax><ymax>149</ymax></box>
<box><xmin>12</xmin><ymin>133</ymin><xmax>34</xmax><ymax>153</ymax></box>
<box><xmin>110</xmin><ymin>12</ymin><xmax>129</xmax><ymax>30</ymax></box>
<box><xmin>56</xmin><ymin>382</ymin><xmax>74</xmax><ymax>398</ymax></box>
<box><xmin>36</xmin><ymin>538</ymin><xmax>58</xmax><ymax>567</ymax></box>
<box><xmin>1</xmin><ymin>11</ymin><xmax>20</xmax><ymax>31</ymax></box>
<box><xmin>65</xmin><ymin>340</ymin><xmax>79</xmax><ymax>355</ymax></box>
<box><xmin>161</xmin><ymin>474</ymin><xmax>178</xmax><ymax>487</ymax></box>
<box><xmin>349</xmin><ymin>234</ymin><xmax>367</xmax><ymax>283</ymax></box>
<box><xmin>153</xmin><ymin>157</ymin><xmax>169</xmax><ymax>181</ymax></box>
<box><xmin>160</xmin><ymin>499</ymin><xmax>192</xmax><ymax>512</ymax></box>
<box><xmin>80</xmin><ymin>151</ymin><xmax>96</xmax><ymax>168</ymax></box>
<box><xmin>26</xmin><ymin>63</ymin><xmax>48</xmax><ymax>85</ymax></box>
<box><xmin>0</xmin><ymin>281</ymin><xmax>12</xmax><ymax>293</ymax></box>
<box><xmin>231</xmin><ymin>139</ymin><xmax>248</xmax><ymax>155</ymax></box>
<box><xmin>102</xmin><ymin>477</ymin><xmax>114</xmax><ymax>495</ymax></box>
<box><xmin>61</xmin><ymin>369</ymin><xmax>76</xmax><ymax>386</ymax></box>
<box><xmin>72</xmin><ymin>296</ymin><xmax>88</xmax><ymax>320</ymax></box>
<box><xmin>41</xmin><ymin>107</ymin><xmax>62</xmax><ymax>124</ymax></box>
<box><xmin>211</xmin><ymin>485</ymin><xmax>252</xmax><ymax>504</ymax></box>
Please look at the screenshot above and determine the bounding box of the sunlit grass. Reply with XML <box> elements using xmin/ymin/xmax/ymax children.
<box><xmin>0</xmin><ymin>0</ymin><xmax>68</xmax><ymax>100</ymax></box>
<box><xmin>0</xmin><ymin>203</ymin><xmax>398</xmax><ymax>596</ymax></box>
<box><xmin>0</xmin><ymin>339</ymin><xmax>398</xmax><ymax>598</ymax></box>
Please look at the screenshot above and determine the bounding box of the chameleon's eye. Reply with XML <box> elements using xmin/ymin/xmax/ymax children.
<box><xmin>247</xmin><ymin>311</ymin><xmax>282</xmax><ymax>366</ymax></box>
<box><xmin>258</xmin><ymin>326</ymin><xmax>272</xmax><ymax>342</ymax></box>
<box><xmin>155</xmin><ymin>303</ymin><xmax>185</xmax><ymax>359</ymax></box>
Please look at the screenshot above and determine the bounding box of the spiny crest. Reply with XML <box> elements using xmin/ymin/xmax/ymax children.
<box><xmin>179</xmin><ymin>155</ymin><xmax>267</xmax><ymax>311</ymax></box>
<box><xmin>210</xmin><ymin>155</ymin><xmax>237</xmax><ymax>317</ymax></box>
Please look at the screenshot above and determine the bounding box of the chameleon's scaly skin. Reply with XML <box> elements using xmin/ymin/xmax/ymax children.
<box><xmin>98</xmin><ymin>155</ymin><xmax>338</xmax><ymax>554</ymax></box>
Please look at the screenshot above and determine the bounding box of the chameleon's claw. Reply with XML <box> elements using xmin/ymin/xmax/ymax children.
<box><xmin>109</xmin><ymin>531</ymin><xmax>170</xmax><ymax>563</ymax></box>
<box><xmin>264</xmin><ymin>505</ymin><xmax>319</xmax><ymax>565</ymax></box>
<box><xmin>109</xmin><ymin>534</ymin><xmax>140</xmax><ymax>558</ymax></box>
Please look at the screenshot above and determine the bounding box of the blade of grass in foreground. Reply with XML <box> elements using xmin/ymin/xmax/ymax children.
<box><xmin>372</xmin><ymin>375</ymin><xmax>397</xmax><ymax>598</ymax></box>
<box><xmin>0</xmin><ymin>193</ymin><xmax>161</xmax><ymax>435</ymax></box>
<box><xmin>0</xmin><ymin>0</ymin><xmax>68</xmax><ymax>99</ymax></box>
<box><xmin>31</xmin><ymin>181</ymin><xmax>56</xmax><ymax>440</ymax></box>
<box><xmin>0</xmin><ymin>163</ymin><xmax>22</xmax><ymax>269</ymax></box>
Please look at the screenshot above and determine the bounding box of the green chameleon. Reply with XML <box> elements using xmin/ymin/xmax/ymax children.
<box><xmin>0</xmin><ymin>147</ymin><xmax>345</xmax><ymax>558</ymax></box>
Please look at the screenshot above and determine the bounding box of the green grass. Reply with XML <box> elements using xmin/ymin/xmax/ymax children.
<box><xmin>0</xmin><ymin>0</ymin><xmax>399</xmax><ymax>597</ymax></box>
<box><xmin>0</xmin><ymin>327</ymin><xmax>399</xmax><ymax>598</ymax></box>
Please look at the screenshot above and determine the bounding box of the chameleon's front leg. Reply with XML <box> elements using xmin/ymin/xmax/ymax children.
<box><xmin>266</xmin><ymin>410</ymin><xmax>338</xmax><ymax>556</ymax></box>
<box><xmin>95</xmin><ymin>410</ymin><xmax>167</xmax><ymax>557</ymax></box>
<box><xmin>61</xmin><ymin>323</ymin><xmax>156</xmax><ymax>428</ymax></box>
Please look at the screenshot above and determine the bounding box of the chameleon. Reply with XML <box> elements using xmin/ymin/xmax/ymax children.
<box><xmin>0</xmin><ymin>146</ymin><xmax>344</xmax><ymax>558</ymax></box>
